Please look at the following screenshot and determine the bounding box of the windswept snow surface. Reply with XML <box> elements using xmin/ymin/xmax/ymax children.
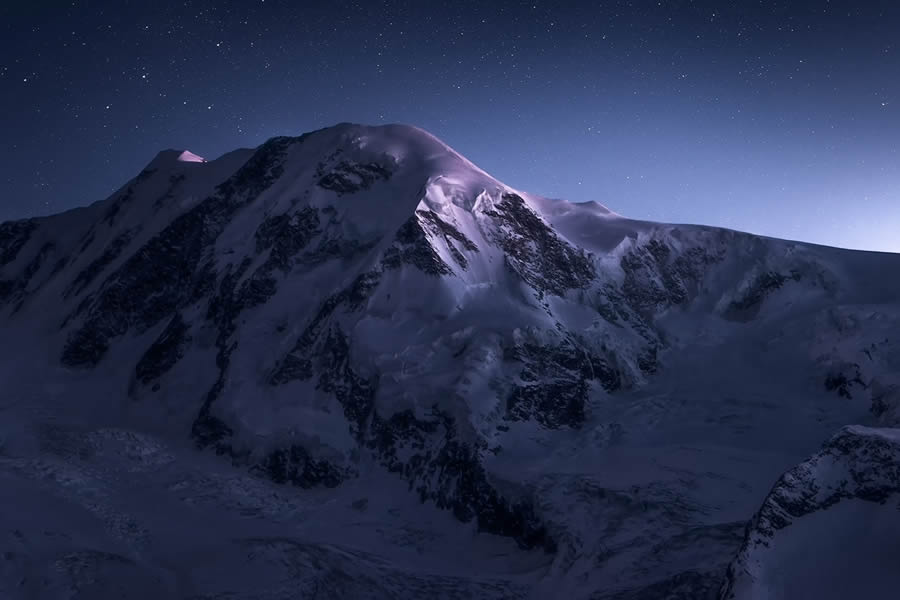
<box><xmin>1</xmin><ymin>122</ymin><xmax>899</xmax><ymax>599</ymax></box>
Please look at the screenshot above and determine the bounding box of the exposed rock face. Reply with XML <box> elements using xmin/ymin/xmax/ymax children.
<box><xmin>723</xmin><ymin>270</ymin><xmax>802</xmax><ymax>320</ymax></box>
<box><xmin>314</xmin><ymin>325</ymin><xmax>379</xmax><ymax>438</ymax></box>
<box><xmin>0</xmin><ymin>221</ymin><xmax>44</xmax><ymax>306</ymax></box>
<box><xmin>269</xmin><ymin>269</ymin><xmax>382</xmax><ymax>387</ymax></box>
<box><xmin>191</xmin><ymin>257</ymin><xmax>259</xmax><ymax>451</ymax></box>
<box><xmin>368</xmin><ymin>408</ymin><xmax>554</xmax><ymax>550</ymax></box>
<box><xmin>504</xmin><ymin>334</ymin><xmax>619</xmax><ymax>429</ymax></box>
<box><xmin>134</xmin><ymin>313</ymin><xmax>191</xmax><ymax>387</ymax></box>
<box><xmin>64</xmin><ymin>229</ymin><xmax>137</xmax><ymax>299</ymax></box>
<box><xmin>0</xmin><ymin>241</ymin><xmax>55</xmax><ymax>309</ymax></box>
<box><xmin>484</xmin><ymin>193</ymin><xmax>595</xmax><ymax>296</ymax></box>
<box><xmin>254</xmin><ymin>444</ymin><xmax>347</xmax><ymax>488</ymax></box>
<box><xmin>383</xmin><ymin>214</ymin><xmax>454</xmax><ymax>275</ymax></box>
<box><xmin>871</xmin><ymin>379</ymin><xmax>900</xmax><ymax>426</ymax></box>
<box><xmin>416</xmin><ymin>208</ymin><xmax>480</xmax><ymax>270</ymax></box>
<box><xmin>254</xmin><ymin>208</ymin><xmax>321</xmax><ymax>271</ymax></box>
<box><xmin>823</xmin><ymin>362</ymin><xmax>866</xmax><ymax>399</ymax></box>
<box><xmin>317</xmin><ymin>160</ymin><xmax>396</xmax><ymax>195</ymax></box>
<box><xmin>0</xmin><ymin>219</ymin><xmax>37</xmax><ymax>266</ymax></box>
<box><xmin>620</xmin><ymin>239</ymin><xmax>721</xmax><ymax>314</ymax></box>
<box><xmin>720</xmin><ymin>426</ymin><xmax>900</xmax><ymax>600</ymax></box>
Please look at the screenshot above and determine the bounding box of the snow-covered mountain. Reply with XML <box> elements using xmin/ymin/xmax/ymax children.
<box><xmin>1</xmin><ymin>122</ymin><xmax>898</xmax><ymax>599</ymax></box>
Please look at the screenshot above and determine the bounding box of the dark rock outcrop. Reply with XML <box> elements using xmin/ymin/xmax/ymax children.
<box><xmin>620</xmin><ymin>239</ymin><xmax>720</xmax><ymax>315</ymax></box>
<box><xmin>485</xmin><ymin>193</ymin><xmax>595</xmax><ymax>296</ymax></box>
<box><xmin>317</xmin><ymin>160</ymin><xmax>395</xmax><ymax>195</ymax></box>
<box><xmin>0</xmin><ymin>219</ymin><xmax>37</xmax><ymax>267</ymax></box>
<box><xmin>719</xmin><ymin>426</ymin><xmax>900</xmax><ymax>599</ymax></box>
<box><xmin>64</xmin><ymin>229</ymin><xmax>137</xmax><ymax>299</ymax></box>
<box><xmin>134</xmin><ymin>313</ymin><xmax>191</xmax><ymax>387</ymax></box>
<box><xmin>870</xmin><ymin>379</ymin><xmax>900</xmax><ymax>426</ymax></box>
<box><xmin>724</xmin><ymin>269</ymin><xmax>800</xmax><ymax>320</ymax></box>
<box><xmin>416</xmin><ymin>209</ymin><xmax>480</xmax><ymax>270</ymax></box>
<box><xmin>0</xmin><ymin>241</ymin><xmax>55</xmax><ymax>310</ymax></box>
<box><xmin>254</xmin><ymin>444</ymin><xmax>346</xmax><ymax>488</ymax></box>
<box><xmin>270</xmin><ymin>269</ymin><xmax>381</xmax><ymax>386</ymax></box>
<box><xmin>824</xmin><ymin>362</ymin><xmax>866</xmax><ymax>399</ymax></box>
<box><xmin>504</xmin><ymin>335</ymin><xmax>620</xmax><ymax>429</ymax></box>
<box><xmin>382</xmin><ymin>215</ymin><xmax>453</xmax><ymax>275</ymax></box>
<box><xmin>368</xmin><ymin>408</ymin><xmax>555</xmax><ymax>551</ymax></box>
<box><xmin>254</xmin><ymin>207</ymin><xmax>322</xmax><ymax>272</ymax></box>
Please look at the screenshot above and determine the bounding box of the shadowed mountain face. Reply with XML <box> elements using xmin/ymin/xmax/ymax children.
<box><xmin>1</xmin><ymin>123</ymin><xmax>899</xmax><ymax>599</ymax></box>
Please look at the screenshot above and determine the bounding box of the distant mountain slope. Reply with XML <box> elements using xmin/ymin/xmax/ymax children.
<box><xmin>1</xmin><ymin>122</ymin><xmax>898</xmax><ymax>599</ymax></box>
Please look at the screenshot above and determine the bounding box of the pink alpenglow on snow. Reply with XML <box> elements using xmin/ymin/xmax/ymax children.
<box><xmin>177</xmin><ymin>150</ymin><xmax>207</xmax><ymax>163</ymax></box>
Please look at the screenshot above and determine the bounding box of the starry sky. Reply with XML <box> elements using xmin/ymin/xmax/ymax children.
<box><xmin>2</xmin><ymin>0</ymin><xmax>899</xmax><ymax>251</ymax></box>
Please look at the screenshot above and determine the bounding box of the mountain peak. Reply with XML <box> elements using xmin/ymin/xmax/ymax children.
<box><xmin>145</xmin><ymin>148</ymin><xmax>207</xmax><ymax>170</ymax></box>
<box><xmin>176</xmin><ymin>150</ymin><xmax>206</xmax><ymax>163</ymax></box>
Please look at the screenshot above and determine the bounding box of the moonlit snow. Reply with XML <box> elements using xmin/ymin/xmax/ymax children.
<box><xmin>0</xmin><ymin>123</ymin><xmax>898</xmax><ymax>599</ymax></box>
<box><xmin>176</xmin><ymin>150</ymin><xmax>206</xmax><ymax>163</ymax></box>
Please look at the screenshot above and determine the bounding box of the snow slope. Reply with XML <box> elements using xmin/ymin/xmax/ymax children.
<box><xmin>720</xmin><ymin>426</ymin><xmax>900</xmax><ymax>600</ymax></box>
<box><xmin>1</xmin><ymin>122</ymin><xmax>898</xmax><ymax>598</ymax></box>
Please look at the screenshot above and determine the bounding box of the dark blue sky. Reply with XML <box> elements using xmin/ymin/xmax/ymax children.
<box><xmin>2</xmin><ymin>0</ymin><xmax>899</xmax><ymax>251</ymax></box>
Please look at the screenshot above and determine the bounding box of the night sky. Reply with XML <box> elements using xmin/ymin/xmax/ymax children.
<box><xmin>2</xmin><ymin>1</ymin><xmax>899</xmax><ymax>251</ymax></box>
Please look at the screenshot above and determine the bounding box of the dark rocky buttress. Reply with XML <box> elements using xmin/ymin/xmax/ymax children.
<box><xmin>382</xmin><ymin>215</ymin><xmax>454</xmax><ymax>275</ymax></box>
<box><xmin>416</xmin><ymin>209</ymin><xmax>480</xmax><ymax>270</ymax></box>
<box><xmin>134</xmin><ymin>313</ymin><xmax>192</xmax><ymax>388</ymax></box>
<box><xmin>724</xmin><ymin>270</ymin><xmax>800</xmax><ymax>320</ymax></box>
<box><xmin>0</xmin><ymin>219</ymin><xmax>38</xmax><ymax>267</ymax></box>
<box><xmin>484</xmin><ymin>194</ymin><xmax>595</xmax><ymax>296</ymax></box>
<box><xmin>368</xmin><ymin>408</ymin><xmax>555</xmax><ymax>551</ymax></box>
<box><xmin>64</xmin><ymin>228</ymin><xmax>138</xmax><ymax>299</ymax></box>
<box><xmin>317</xmin><ymin>160</ymin><xmax>396</xmax><ymax>195</ymax></box>
<box><xmin>719</xmin><ymin>426</ymin><xmax>900</xmax><ymax>599</ymax></box>
<box><xmin>619</xmin><ymin>238</ymin><xmax>720</xmax><ymax>315</ymax></box>
<box><xmin>504</xmin><ymin>335</ymin><xmax>620</xmax><ymax>429</ymax></box>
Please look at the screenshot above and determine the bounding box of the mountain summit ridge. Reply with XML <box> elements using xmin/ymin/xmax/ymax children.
<box><xmin>1</xmin><ymin>122</ymin><xmax>899</xmax><ymax>599</ymax></box>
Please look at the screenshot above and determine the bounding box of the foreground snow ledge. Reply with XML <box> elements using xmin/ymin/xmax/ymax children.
<box><xmin>721</xmin><ymin>425</ymin><xmax>900</xmax><ymax>600</ymax></box>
